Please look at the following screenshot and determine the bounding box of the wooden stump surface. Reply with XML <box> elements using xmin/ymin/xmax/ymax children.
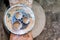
<box><xmin>0</xmin><ymin>0</ymin><xmax>45</xmax><ymax>40</ymax></box>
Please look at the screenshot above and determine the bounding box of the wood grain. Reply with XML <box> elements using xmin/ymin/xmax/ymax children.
<box><xmin>9</xmin><ymin>0</ymin><xmax>33</xmax><ymax>8</ymax></box>
<box><xmin>10</xmin><ymin>32</ymin><xmax>33</xmax><ymax>40</ymax></box>
<box><xmin>9</xmin><ymin>0</ymin><xmax>33</xmax><ymax>40</ymax></box>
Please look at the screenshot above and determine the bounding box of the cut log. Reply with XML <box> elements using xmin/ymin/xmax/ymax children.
<box><xmin>1</xmin><ymin>1</ymin><xmax>45</xmax><ymax>40</ymax></box>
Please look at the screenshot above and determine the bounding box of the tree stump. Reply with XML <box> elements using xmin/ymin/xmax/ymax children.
<box><xmin>0</xmin><ymin>1</ymin><xmax>45</xmax><ymax>40</ymax></box>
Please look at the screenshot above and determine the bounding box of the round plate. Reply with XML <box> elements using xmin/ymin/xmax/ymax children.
<box><xmin>32</xmin><ymin>1</ymin><xmax>46</xmax><ymax>38</ymax></box>
<box><xmin>4</xmin><ymin>1</ymin><xmax>45</xmax><ymax>38</ymax></box>
<box><xmin>4</xmin><ymin>4</ymin><xmax>35</xmax><ymax>35</ymax></box>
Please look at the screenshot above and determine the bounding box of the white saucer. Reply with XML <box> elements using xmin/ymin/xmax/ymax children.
<box><xmin>4</xmin><ymin>4</ymin><xmax>35</xmax><ymax>35</ymax></box>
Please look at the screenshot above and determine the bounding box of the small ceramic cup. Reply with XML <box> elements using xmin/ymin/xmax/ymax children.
<box><xmin>15</xmin><ymin>11</ymin><xmax>23</xmax><ymax>19</ymax></box>
<box><xmin>12</xmin><ymin>20</ymin><xmax>22</xmax><ymax>31</ymax></box>
<box><xmin>23</xmin><ymin>16</ymin><xmax>30</xmax><ymax>24</ymax></box>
